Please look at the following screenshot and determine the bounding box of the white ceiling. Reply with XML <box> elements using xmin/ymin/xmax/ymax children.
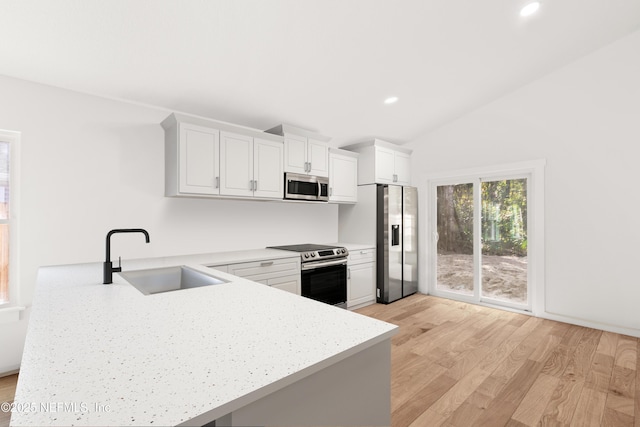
<box><xmin>1</xmin><ymin>0</ymin><xmax>639</xmax><ymax>146</ymax></box>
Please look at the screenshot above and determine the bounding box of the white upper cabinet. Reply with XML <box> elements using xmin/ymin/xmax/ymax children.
<box><xmin>266</xmin><ymin>124</ymin><xmax>330</xmax><ymax>177</ymax></box>
<box><xmin>220</xmin><ymin>131</ymin><xmax>284</xmax><ymax>199</ymax></box>
<box><xmin>374</xmin><ymin>146</ymin><xmax>396</xmax><ymax>185</ymax></box>
<box><xmin>393</xmin><ymin>150</ymin><xmax>411</xmax><ymax>185</ymax></box>
<box><xmin>283</xmin><ymin>134</ymin><xmax>308</xmax><ymax>175</ymax></box>
<box><xmin>340</xmin><ymin>139</ymin><xmax>412</xmax><ymax>186</ymax></box>
<box><xmin>329</xmin><ymin>148</ymin><xmax>359</xmax><ymax>204</ymax></box>
<box><xmin>162</xmin><ymin>113</ymin><xmax>283</xmax><ymax>200</ymax></box>
<box><xmin>180</xmin><ymin>124</ymin><xmax>220</xmax><ymax>194</ymax></box>
<box><xmin>253</xmin><ymin>138</ymin><xmax>284</xmax><ymax>199</ymax></box>
<box><xmin>163</xmin><ymin>119</ymin><xmax>221</xmax><ymax>196</ymax></box>
<box><xmin>220</xmin><ymin>131</ymin><xmax>253</xmax><ymax>197</ymax></box>
<box><xmin>308</xmin><ymin>138</ymin><xmax>329</xmax><ymax>177</ymax></box>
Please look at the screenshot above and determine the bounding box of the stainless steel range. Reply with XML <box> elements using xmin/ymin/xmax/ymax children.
<box><xmin>268</xmin><ymin>244</ymin><xmax>349</xmax><ymax>308</ymax></box>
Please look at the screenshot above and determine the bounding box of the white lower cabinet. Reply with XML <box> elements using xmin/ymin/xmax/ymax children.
<box><xmin>268</xmin><ymin>274</ymin><xmax>301</xmax><ymax>294</ymax></box>
<box><xmin>227</xmin><ymin>257</ymin><xmax>301</xmax><ymax>295</ymax></box>
<box><xmin>347</xmin><ymin>248</ymin><xmax>376</xmax><ymax>309</ymax></box>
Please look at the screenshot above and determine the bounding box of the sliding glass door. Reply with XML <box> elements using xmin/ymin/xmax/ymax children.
<box><xmin>480</xmin><ymin>178</ymin><xmax>528</xmax><ymax>306</ymax></box>
<box><xmin>436</xmin><ymin>183</ymin><xmax>475</xmax><ymax>297</ymax></box>
<box><xmin>432</xmin><ymin>175</ymin><xmax>531</xmax><ymax>311</ymax></box>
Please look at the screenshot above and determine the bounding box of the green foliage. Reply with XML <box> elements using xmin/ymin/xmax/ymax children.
<box><xmin>437</xmin><ymin>179</ymin><xmax>527</xmax><ymax>257</ymax></box>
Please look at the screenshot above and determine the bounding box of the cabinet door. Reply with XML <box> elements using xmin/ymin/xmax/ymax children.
<box><xmin>348</xmin><ymin>262</ymin><xmax>376</xmax><ymax>308</ymax></box>
<box><xmin>269</xmin><ymin>274</ymin><xmax>301</xmax><ymax>295</ymax></box>
<box><xmin>308</xmin><ymin>138</ymin><xmax>329</xmax><ymax>177</ymax></box>
<box><xmin>179</xmin><ymin>123</ymin><xmax>220</xmax><ymax>194</ymax></box>
<box><xmin>329</xmin><ymin>153</ymin><xmax>358</xmax><ymax>203</ymax></box>
<box><xmin>283</xmin><ymin>134</ymin><xmax>308</xmax><ymax>174</ymax></box>
<box><xmin>253</xmin><ymin>138</ymin><xmax>284</xmax><ymax>199</ymax></box>
<box><xmin>374</xmin><ymin>146</ymin><xmax>395</xmax><ymax>184</ymax></box>
<box><xmin>220</xmin><ymin>131</ymin><xmax>253</xmax><ymax>197</ymax></box>
<box><xmin>394</xmin><ymin>151</ymin><xmax>412</xmax><ymax>185</ymax></box>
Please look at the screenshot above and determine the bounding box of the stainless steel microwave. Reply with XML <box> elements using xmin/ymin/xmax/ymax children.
<box><xmin>284</xmin><ymin>172</ymin><xmax>329</xmax><ymax>202</ymax></box>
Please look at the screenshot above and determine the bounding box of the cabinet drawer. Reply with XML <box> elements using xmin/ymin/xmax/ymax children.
<box><xmin>348</xmin><ymin>248</ymin><xmax>375</xmax><ymax>265</ymax></box>
<box><xmin>206</xmin><ymin>264</ymin><xmax>229</xmax><ymax>273</ymax></box>
<box><xmin>228</xmin><ymin>257</ymin><xmax>300</xmax><ymax>281</ymax></box>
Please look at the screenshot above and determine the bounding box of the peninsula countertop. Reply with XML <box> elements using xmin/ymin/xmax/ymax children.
<box><xmin>12</xmin><ymin>254</ymin><xmax>397</xmax><ymax>426</ymax></box>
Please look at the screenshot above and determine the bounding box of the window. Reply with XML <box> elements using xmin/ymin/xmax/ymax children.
<box><xmin>0</xmin><ymin>130</ymin><xmax>18</xmax><ymax>306</ymax></box>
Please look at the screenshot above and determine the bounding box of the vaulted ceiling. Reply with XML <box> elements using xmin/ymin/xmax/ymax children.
<box><xmin>1</xmin><ymin>0</ymin><xmax>639</xmax><ymax>145</ymax></box>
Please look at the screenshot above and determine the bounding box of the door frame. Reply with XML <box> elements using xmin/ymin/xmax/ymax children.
<box><xmin>426</xmin><ymin>160</ymin><xmax>546</xmax><ymax>315</ymax></box>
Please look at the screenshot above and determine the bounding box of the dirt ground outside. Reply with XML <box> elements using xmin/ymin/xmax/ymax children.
<box><xmin>437</xmin><ymin>254</ymin><xmax>527</xmax><ymax>303</ymax></box>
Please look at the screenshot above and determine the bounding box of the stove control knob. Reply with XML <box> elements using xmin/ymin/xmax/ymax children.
<box><xmin>304</xmin><ymin>253</ymin><xmax>310</xmax><ymax>258</ymax></box>
<box><xmin>341</xmin><ymin>249</ymin><xmax>346</xmax><ymax>253</ymax></box>
<box><xmin>311</xmin><ymin>253</ymin><xmax>316</xmax><ymax>257</ymax></box>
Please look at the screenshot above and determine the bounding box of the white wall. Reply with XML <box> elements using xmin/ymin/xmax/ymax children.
<box><xmin>408</xmin><ymin>29</ymin><xmax>640</xmax><ymax>336</ymax></box>
<box><xmin>0</xmin><ymin>76</ymin><xmax>338</xmax><ymax>373</ymax></box>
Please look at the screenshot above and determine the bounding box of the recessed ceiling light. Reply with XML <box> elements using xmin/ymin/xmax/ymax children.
<box><xmin>520</xmin><ymin>1</ymin><xmax>540</xmax><ymax>17</ymax></box>
<box><xmin>384</xmin><ymin>96</ymin><xmax>398</xmax><ymax>104</ymax></box>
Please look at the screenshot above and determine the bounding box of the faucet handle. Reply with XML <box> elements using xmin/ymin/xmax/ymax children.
<box><xmin>113</xmin><ymin>256</ymin><xmax>122</xmax><ymax>273</ymax></box>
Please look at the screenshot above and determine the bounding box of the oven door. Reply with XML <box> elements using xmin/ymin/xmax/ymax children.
<box><xmin>301</xmin><ymin>259</ymin><xmax>347</xmax><ymax>307</ymax></box>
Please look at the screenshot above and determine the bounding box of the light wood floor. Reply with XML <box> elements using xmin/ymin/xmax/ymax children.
<box><xmin>356</xmin><ymin>294</ymin><xmax>639</xmax><ymax>427</ymax></box>
<box><xmin>0</xmin><ymin>373</ymin><xmax>17</xmax><ymax>427</ymax></box>
<box><xmin>1</xmin><ymin>295</ymin><xmax>637</xmax><ymax>427</ymax></box>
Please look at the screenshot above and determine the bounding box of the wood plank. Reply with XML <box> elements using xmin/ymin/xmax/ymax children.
<box><xmin>530</xmin><ymin>333</ymin><xmax>562</xmax><ymax>363</ymax></box>
<box><xmin>540</xmin><ymin>375</ymin><xmax>584</xmax><ymax>426</ymax></box>
<box><xmin>418</xmin><ymin>366</ymin><xmax>492</xmax><ymax>420</ymax></box>
<box><xmin>609</xmin><ymin>365</ymin><xmax>636</xmax><ymax>399</ymax></box>
<box><xmin>392</xmin><ymin>373</ymin><xmax>456</xmax><ymax>427</ymax></box>
<box><xmin>571</xmin><ymin>387</ymin><xmax>607</xmax><ymax>426</ymax></box>
<box><xmin>564</xmin><ymin>327</ymin><xmax>602</xmax><ymax>379</ymax></box>
<box><xmin>584</xmin><ymin>353</ymin><xmax>615</xmax><ymax>392</ymax></box>
<box><xmin>602</xmin><ymin>407</ymin><xmax>634</xmax><ymax>427</ymax></box>
<box><xmin>391</xmin><ymin>355</ymin><xmax>448</xmax><ymax>408</ymax></box>
<box><xmin>604</xmin><ymin>393</ymin><xmax>634</xmax><ymax>417</ymax></box>
<box><xmin>596</xmin><ymin>331</ymin><xmax>620</xmax><ymax>357</ymax></box>
<box><xmin>512</xmin><ymin>373</ymin><xmax>560</xmax><ymax>426</ymax></box>
<box><xmin>444</xmin><ymin>398</ymin><xmax>486</xmax><ymax>427</ymax></box>
<box><xmin>542</xmin><ymin>344</ymin><xmax>572</xmax><ymax>377</ymax></box>
<box><xmin>615</xmin><ymin>337</ymin><xmax>638</xmax><ymax>371</ymax></box>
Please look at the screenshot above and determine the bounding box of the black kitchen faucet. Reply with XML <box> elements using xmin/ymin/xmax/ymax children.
<box><xmin>103</xmin><ymin>228</ymin><xmax>150</xmax><ymax>284</ymax></box>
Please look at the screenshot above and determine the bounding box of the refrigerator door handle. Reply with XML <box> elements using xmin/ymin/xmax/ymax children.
<box><xmin>391</xmin><ymin>224</ymin><xmax>400</xmax><ymax>246</ymax></box>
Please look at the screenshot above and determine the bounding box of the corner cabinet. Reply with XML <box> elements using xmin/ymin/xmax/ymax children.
<box><xmin>340</xmin><ymin>139</ymin><xmax>412</xmax><ymax>186</ymax></box>
<box><xmin>162</xmin><ymin>113</ymin><xmax>284</xmax><ymax>200</ymax></box>
<box><xmin>347</xmin><ymin>248</ymin><xmax>376</xmax><ymax>309</ymax></box>
<box><xmin>265</xmin><ymin>124</ymin><xmax>330</xmax><ymax>177</ymax></box>
<box><xmin>329</xmin><ymin>148</ymin><xmax>358</xmax><ymax>204</ymax></box>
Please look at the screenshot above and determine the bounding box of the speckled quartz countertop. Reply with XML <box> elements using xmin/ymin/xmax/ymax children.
<box><xmin>12</xmin><ymin>250</ymin><xmax>397</xmax><ymax>427</ymax></box>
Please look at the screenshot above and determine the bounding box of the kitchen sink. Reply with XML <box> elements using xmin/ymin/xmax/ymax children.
<box><xmin>119</xmin><ymin>266</ymin><xmax>227</xmax><ymax>295</ymax></box>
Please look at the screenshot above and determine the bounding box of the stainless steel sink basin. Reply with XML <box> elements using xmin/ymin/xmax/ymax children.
<box><xmin>119</xmin><ymin>266</ymin><xmax>227</xmax><ymax>295</ymax></box>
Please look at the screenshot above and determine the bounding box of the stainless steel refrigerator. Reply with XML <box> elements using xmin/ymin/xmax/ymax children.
<box><xmin>338</xmin><ymin>183</ymin><xmax>418</xmax><ymax>304</ymax></box>
<box><xmin>376</xmin><ymin>185</ymin><xmax>418</xmax><ymax>303</ymax></box>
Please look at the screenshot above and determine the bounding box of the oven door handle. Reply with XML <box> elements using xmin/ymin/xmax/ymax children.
<box><xmin>318</xmin><ymin>181</ymin><xmax>322</xmax><ymax>198</ymax></box>
<box><xmin>301</xmin><ymin>258</ymin><xmax>348</xmax><ymax>270</ymax></box>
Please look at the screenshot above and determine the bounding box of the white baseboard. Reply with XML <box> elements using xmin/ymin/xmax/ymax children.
<box><xmin>540</xmin><ymin>311</ymin><xmax>640</xmax><ymax>338</ymax></box>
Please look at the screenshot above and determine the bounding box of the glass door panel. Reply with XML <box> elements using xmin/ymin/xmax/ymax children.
<box><xmin>436</xmin><ymin>183</ymin><xmax>474</xmax><ymax>296</ymax></box>
<box><xmin>480</xmin><ymin>178</ymin><xmax>528</xmax><ymax>306</ymax></box>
